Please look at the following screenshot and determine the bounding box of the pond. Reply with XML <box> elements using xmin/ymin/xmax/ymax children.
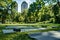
<box><xmin>2</xmin><ymin>25</ymin><xmax>46</xmax><ymax>33</ymax></box>
<box><xmin>29</xmin><ymin>31</ymin><xmax>60</xmax><ymax>40</ymax></box>
<box><xmin>2</xmin><ymin>25</ymin><xmax>60</xmax><ymax>40</ymax></box>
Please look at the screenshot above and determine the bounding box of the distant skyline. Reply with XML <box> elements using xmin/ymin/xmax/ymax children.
<box><xmin>13</xmin><ymin>0</ymin><xmax>59</xmax><ymax>12</ymax></box>
<box><xmin>13</xmin><ymin>0</ymin><xmax>36</xmax><ymax>12</ymax></box>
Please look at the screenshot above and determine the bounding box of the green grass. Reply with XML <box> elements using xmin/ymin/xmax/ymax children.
<box><xmin>0</xmin><ymin>32</ymin><xmax>35</xmax><ymax>40</ymax></box>
<box><xmin>0</xmin><ymin>23</ymin><xmax>60</xmax><ymax>26</ymax></box>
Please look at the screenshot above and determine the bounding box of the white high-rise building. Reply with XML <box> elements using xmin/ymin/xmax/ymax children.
<box><xmin>21</xmin><ymin>1</ymin><xmax>28</xmax><ymax>12</ymax></box>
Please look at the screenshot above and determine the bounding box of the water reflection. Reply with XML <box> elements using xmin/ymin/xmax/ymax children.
<box><xmin>2</xmin><ymin>25</ymin><xmax>60</xmax><ymax>40</ymax></box>
<box><xmin>29</xmin><ymin>31</ymin><xmax>60</xmax><ymax>40</ymax></box>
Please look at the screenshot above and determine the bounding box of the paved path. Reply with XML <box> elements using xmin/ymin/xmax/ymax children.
<box><xmin>29</xmin><ymin>31</ymin><xmax>60</xmax><ymax>40</ymax></box>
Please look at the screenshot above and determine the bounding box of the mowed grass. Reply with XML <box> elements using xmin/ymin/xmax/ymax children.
<box><xmin>0</xmin><ymin>32</ymin><xmax>35</xmax><ymax>40</ymax></box>
<box><xmin>0</xmin><ymin>23</ymin><xmax>60</xmax><ymax>26</ymax></box>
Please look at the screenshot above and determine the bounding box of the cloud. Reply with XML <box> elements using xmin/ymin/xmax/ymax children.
<box><xmin>25</xmin><ymin>0</ymin><xmax>31</xmax><ymax>3</ymax></box>
<box><xmin>24</xmin><ymin>0</ymin><xmax>31</xmax><ymax>5</ymax></box>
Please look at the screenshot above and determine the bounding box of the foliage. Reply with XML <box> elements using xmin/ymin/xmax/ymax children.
<box><xmin>52</xmin><ymin>1</ymin><xmax>60</xmax><ymax>23</ymax></box>
<box><xmin>0</xmin><ymin>0</ymin><xmax>60</xmax><ymax>24</ymax></box>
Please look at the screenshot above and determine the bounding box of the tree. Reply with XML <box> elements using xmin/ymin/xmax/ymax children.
<box><xmin>0</xmin><ymin>1</ymin><xmax>7</xmax><ymax>23</ymax></box>
<box><xmin>52</xmin><ymin>1</ymin><xmax>60</xmax><ymax>23</ymax></box>
<box><xmin>27</xmin><ymin>0</ymin><xmax>45</xmax><ymax>23</ymax></box>
<box><xmin>11</xmin><ymin>1</ymin><xmax>18</xmax><ymax>22</ymax></box>
<box><xmin>0</xmin><ymin>0</ymin><xmax>12</xmax><ymax>23</ymax></box>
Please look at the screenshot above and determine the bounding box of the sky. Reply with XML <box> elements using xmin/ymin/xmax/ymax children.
<box><xmin>13</xmin><ymin>0</ymin><xmax>36</xmax><ymax>12</ymax></box>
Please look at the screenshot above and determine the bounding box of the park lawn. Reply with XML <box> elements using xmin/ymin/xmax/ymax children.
<box><xmin>0</xmin><ymin>23</ymin><xmax>60</xmax><ymax>26</ymax></box>
<box><xmin>0</xmin><ymin>32</ymin><xmax>35</xmax><ymax>40</ymax></box>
